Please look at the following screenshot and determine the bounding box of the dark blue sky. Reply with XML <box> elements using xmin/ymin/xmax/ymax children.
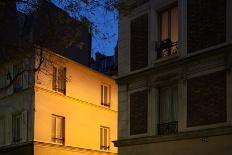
<box><xmin>17</xmin><ymin>0</ymin><xmax>118</xmax><ymax>58</ymax></box>
<box><xmin>54</xmin><ymin>1</ymin><xmax>119</xmax><ymax>58</ymax></box>
<box><xmin>89</xmin><ymin>8</ymin><xmax>118</xmax><ymax>58</ymax></box>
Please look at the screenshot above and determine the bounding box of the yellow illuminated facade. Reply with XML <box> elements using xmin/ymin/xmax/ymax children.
<box><xmin>0</xmin><ymin>49</ymin><xmax>118</xmax><ymax>155</ymax></box>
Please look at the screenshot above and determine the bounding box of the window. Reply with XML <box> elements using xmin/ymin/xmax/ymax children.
<box><xmin>52</xmin><ymin>67</ymin><xmax>66</xmax><ymax>94</ymax></box>
<box><xmin>130</xmin><ymin>90</ymin><xmax>148</xmax><ymax>135</ymax></box>
<box><xmin>187</xmin><ymin>0</ymin><xmax>226</xmax><ymax>53</ymax></box>
<box><xmin>187</xmin><ymin>71</ymin><xmax>227</xmax><ymax>127</ymax></box>
<box><xmin>101</xmin><ymin>84</ymin><xmax>110</xmax><ymax>107</ymax></box>
<box><xmin>130</xmin><ymin>14</ymin><xmax>148</xmax><ymax>71</ymax></box>
<box><xmin>157</xmin><ymin>6</ymin><xmax>178</xmax><ymax>58</ymax></box>
<box><xmin>158</xmin><ymin>85</ymin><xmax>178</xmax><ymax>135</ymax></box>
<box><xmin>0</xmin><ymin>119</ymin><xmax>5</xmax><ymax>145</ymax></box>
<box><xmin>100</xmin><ymin>126</ymin><xmax>110</xmax><ymax>151</ymax></box>
<box><xmin>52</xmin><ymin>115</ymin><xmax>65</xmax><ymax>144</ymax></box>
<box><xmin>12</xmin><ymin>111</ymin><xmax>27</xmax><ymax>143</ymax></box>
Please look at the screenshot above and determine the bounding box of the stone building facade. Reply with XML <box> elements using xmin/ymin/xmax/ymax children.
<box><xmin>114</xmin><ymin>0</ymin><xmax>232</xmax><ymax>154</ymax></box>
<box><xmin>0</xmin><ymin>49</ymin><xmax>118</xmax><ymax>155</ymax></box>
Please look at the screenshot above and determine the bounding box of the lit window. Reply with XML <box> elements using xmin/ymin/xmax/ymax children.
<box><xmin>101</xmin><ymin>84</ymin><xmax>110</xmax><ymax>107</ymax></box>
<box><xmin>12</xmin><ymin>111</ymin><xmax>27</xmax><ymax>143</ymax></box>
<box><xmin>158</xmin><ymin>85</ymin><xmax>178</xmax><ymax>135</ymax></box>
<box><xmin>52</xmin><ymin>67</ymin><xmax>66</xmax><ymax>94</ymax></box>
<box><xmin>100</xmin><ymin>126</ymin><xmax>110</xmax><ymax>151</ymax></box>
<box><xmin>157</xmin><ymin>6</ymin><xmax>178</xmax><ymax>58</ymax></box>
<box><xmin>52</xmin><ymin>115</ymin><xmax>65</xmax><ymax>145</ymax></box>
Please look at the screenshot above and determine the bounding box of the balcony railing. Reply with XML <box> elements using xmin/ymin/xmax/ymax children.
<box><xmin>156</xmin><ymin>39</ymin><xmax>178</xmax><ymax>59</ymax></box>
<box><xmin>158</xmin><ymin>121</ymin><xmax>178</xmax><ymax>135</ymax></box>
<box><xmin>100</xmin><ymin>145</ymin><xmax>110</xmax><ymax>151</ymax></box>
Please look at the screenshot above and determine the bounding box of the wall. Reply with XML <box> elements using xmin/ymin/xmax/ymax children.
<box><xmin>118</xmin><ymin>134</ymin><xmax>232</xmax><ymax>155</ymax></box>
<box><xmin>34</xmin><ymin>51</ymin><xmax>118</xmax><ymax>154</ymax></box>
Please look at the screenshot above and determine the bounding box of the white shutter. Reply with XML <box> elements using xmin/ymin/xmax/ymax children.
<box><xmin>5</xmin><ymin>115</ymin><xmax>12</xmax><ymax>145</ymax></box>
<box><xmin>0</xmin><ymin>119</ymin><xmax>5</xmax><ymax>146</ymax></box>
<box><xmin>21</xmin><ymin>111</ymin><xmax>28</xmax><ymax>142</ymax></box>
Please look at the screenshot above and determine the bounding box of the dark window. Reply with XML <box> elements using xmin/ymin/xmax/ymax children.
<box><xmin>52</xmin><ymin>67</ymin><xmax>66</xmax><ymax>94</ymax></box>
<box><xmin>12</xmin><ymin>111</ymin><xmax>27</xmax><ymax>143</ymax></box>
<box><xmin>130</xmin><ymin>90</ymin><xmax>148</xmax><ymax>135</ymax></box>
<box><xmin>187</xmin><ymin>0</ymin><xmax>226</xmax><ymax>53</ymax></box>
<box><xmin>187</xmin><ymin>71</ymin><xmax>227</xmax><ymax>127</ymax></box>
<box><xmin>158</xmin><ymin>85</ymin><xmax>178</xmax><ymax>135</ymax></box>
<box><xmin>130</xmin><ymin>14</ymin><xmax>148</xmax><ymax>71</ymax></box>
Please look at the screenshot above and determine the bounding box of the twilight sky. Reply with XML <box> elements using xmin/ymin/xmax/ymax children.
<box><xmin>54</xmin><ymin>1</ymin><xmax>119</xmax><ymax>58</ymax></box>
<box><xmin>17</xmin><ymin>0</ymin><xmax>119</xmax><ymax>58</ymax></box>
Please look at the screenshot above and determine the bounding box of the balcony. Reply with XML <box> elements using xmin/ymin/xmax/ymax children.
<box><xmin>156</xmin><ymin>39</ymin><xmax>178</xmax><ymax>59</ymax></box>
<box><xmin>158</xmin><ymin>121</ymin><xmax>178</xmax><ymax>135</ymax></box>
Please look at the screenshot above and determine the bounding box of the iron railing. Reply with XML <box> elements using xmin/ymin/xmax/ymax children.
<box><xmin>158</xmin><ymin>121</ymin><xmax>178</xmax><ymax>135</ymax></box>
<box><xmin>156</xmin><ymin>39</ymin><xmax>178</xmax><ymax>59</ymax></box>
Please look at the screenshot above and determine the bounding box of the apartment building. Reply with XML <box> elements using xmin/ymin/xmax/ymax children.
<box><xmin>0</xmin><ymin>49</ymin><xmax>118</xmax><ymax>155</ymax></box>
<box><xmin>114</xmin><ymin>0</ymin><xmax>232</xmax><ymax>154</ymax></box>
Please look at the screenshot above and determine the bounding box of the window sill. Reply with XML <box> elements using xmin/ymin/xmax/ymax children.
<box><xmin>113</xmin><ymin>126</ymin><xmax>232</xmax><ymax>147</ymax></box>
<box><xmin>152</xmin><ymin>53</ymin><xmax>179</xmax><ymax>65</ymax></box>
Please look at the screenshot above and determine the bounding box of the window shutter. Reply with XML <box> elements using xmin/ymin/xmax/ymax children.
<box><xmin>104</xmin><ymin>128</ymin><xmax>107</xmax><ymax>147</ymax></box>
<box><xmin>21</xmin><ymin>111</ymin><xmax>28</xmax><ymax>142</ymax></box>
<box><xmin>0</xmin><ymin>119</ymin><xmax>5</xmax><ymax>146</ymax></box>
<box><xmin>187</xmin><ymin>71</ymin><xmax>227</xmax><ymax>127</ymax></box>
<box><xmin>100</xmin><ymin>127</ymin><xmax>103</xmax><ymax>147</ymax></box>
<box><xmin>130</xmin><ymin>14</ymin><xmax>148</xmax><ymax>71</ymax></box>
<box><xmin>23</xmin><ymin>62</ymin><xmax>29</xmax><ymax>89</ymax></box>
<box><xmin>52</xmin><ymin>67</ymin><xmax>57</xmax><ymax>91</ymax></box>
<box><xmin>61</xmin><ymin>117</ymin><xmax>65</xmax><ymax>141</ymax></box>
<box><xmin>5</xmin><ymin>115</ymin><xmax>12</xmax><ymax>145</ymax></box>
<box><xmin>104</xmin><ymin>86</ymin><xmax>108</xmax><ymax>105</ymax></box>
<box><xmin>51</xmin><ymin>116</ymin><xmax>56</xmax><ymax>139</ymax></box>
<box><xmin>101</xmin><ymin>85</ymin><xmax>103</xmax><ymax>104</ymax></box>
<box><xmin>62</xmin><ymin>68</ymin><xmax>66</xmax><ymax>95</ymax></box>
<box><xmin>187</xmin><ymin>0</ymin><xmax>226</xmax><ymax>53</ymax></box>
<box><xmin>130</xmin><ymin>90</ymin><xmax>148</xmax><ymax>135</ymax></box>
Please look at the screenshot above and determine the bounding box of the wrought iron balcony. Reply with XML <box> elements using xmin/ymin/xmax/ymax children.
<box><xmin>156</xmin><ymin>39</ymin><xmax>178</xmax><ymax>59</ymax></box>
<box><xmin>158</xmin><ymin>121</ymin><xmax>178</xmax><ymax>135</ymax></box>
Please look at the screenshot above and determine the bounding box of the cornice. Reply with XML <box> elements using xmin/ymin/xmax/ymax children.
<box><xmin>34</xmin><ymin>141</ymin><xmax>117</xmax><ymax>154</ymax></box>
<box><xmin>34</xmin><ymin>86</ymin><xmax>117</xmax><ymax>113</ymax></box>
<box><xmin>116</xmin><ymin>43</ymin><xmax>232</xmax><ymax>84</ymax></box>
<box><xmin>113</xmin><ymin>126</ymin><xmax>232</xmax><ymax>147</ymax></box>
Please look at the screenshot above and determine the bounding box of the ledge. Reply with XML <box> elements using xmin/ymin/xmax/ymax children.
<box><xmin>113</xmin><ymin>126</ymin><xmax>232</xmax><ymax>147</ymax></box>
<box><xmin>34</xmin><ymin>141</ymin><xmax>117</xmax><ymax>154</ymax></box>
<box><xmin>117</xmin><ymin>43</ymin><xmax>232</xmax><ymax>83</ymax></box>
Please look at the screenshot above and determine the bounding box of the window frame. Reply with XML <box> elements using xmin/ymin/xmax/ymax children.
<box><xmin>100</xmin><ymin>126</ymin><xmax>110</xmax><ymax>151</ymax></box>
<box><xmin>52</xmin><ymin>66</ymin><xmax>66</xmax><ymax>95</ymax></box>
<box><xmin>158</xmin><ymin>84</ymin><xmax>178</xmax><ymax>135</ymax></box>
<box><xmin>100</xmin><ymin>83</ymin><xmax>111</xmax><ymax>107</ymax></box>
<box><xmin>157</xmin><ymin>4</ymin><xmax>178</xmax><ymax>59</ymax></box>
<box><xmin>51</xmin><ymin>114</ymin><xmax>65</xmax><ymax>145</ymax></box>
